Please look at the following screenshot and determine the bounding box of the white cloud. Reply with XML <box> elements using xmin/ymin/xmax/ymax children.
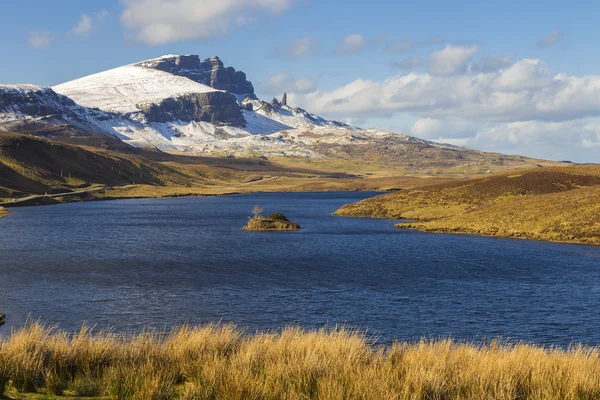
<box><xmin>121</xmin><ymin>0</ymin><xmax>294</xmax><ymax>45</ymax></box>
<box><xmin>264</xmin><ymin>73</ymin><xmax>317</xmax><ymax>95</ymax></box>
<box><xmin>411</xmin><ymin>118</ymin><xmax>478</xmax><ymax>139</ymax></box>
<box><xmin>271</xmin><ymin>37</ymin><xmax>319</xmax><ymax>59</ymax></box>
<box><xmin>278</xmin><ymin>50</ymin><xmax>599</xmax><ymax>162</ymax></box>
<box><xmin>406</xmin><ymin>118</ymin><xmax>600</xmax><ymax>162</ymax></box>
<box><xmin>73</xmin><ymin>13</ymin><xmax>93</xmax><ymax>36</ymax></box>
<box><xmin>428</xmin><ymin>45</ymin><xmax>479</xmax><ymax>76</ymax></box>
<box><xmin>463</xmin><ymin>120</ymin><xmax>600</xmax><ymax>161</ymax></box>
<box><xmin>288</xmin><ymin>58</ymin><xmax>600</xmax><ymax>124</ymax></box>
<box><xmin>492</xmin><ymin>59</ymin><xmax>553</xmax><ymax>91</ymax></box>
<box><xmin>72</xmin><ymin>11</ymin><xmax>110</xmax><ymax>37</ymax></box>
<box><xmin>337</xmin><ymin>34</ymin><xmax>368</xmax><ymax>55</ymax></box>
<box><xmin>27</xmin><ymin>31</ymin><xmax>53</xmax><ymax>49</ymax></box>
<box><xmin>537</xmin><ymin>29</ymin><xmax>563</xmax><ymax>48</ymax></box>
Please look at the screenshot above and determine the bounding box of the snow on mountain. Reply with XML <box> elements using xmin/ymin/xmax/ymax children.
<box><xmin>53</xmin><ymin>65</ymin><xmax>219</xmax><ymax>114</ymax></box>
<box><xmin>1</xmin><ymin>55</ymin><xmax>447</xmax><ymax>159</ymax></box>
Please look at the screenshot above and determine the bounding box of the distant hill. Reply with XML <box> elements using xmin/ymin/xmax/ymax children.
<box><xmin>335</xmin><ymin>165</ymin><xmax>600</xmax><ymax>245</ymax></box>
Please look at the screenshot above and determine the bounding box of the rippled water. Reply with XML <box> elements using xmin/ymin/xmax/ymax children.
<box><xmin>1</xmin><ymin>192</ymin><xmax>599</xmax><ymax>346</ymax></box>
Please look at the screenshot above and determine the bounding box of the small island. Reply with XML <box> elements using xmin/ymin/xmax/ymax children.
<box><xmin>242</xmin><ymin>206</ymin><xmax>301</xmax><ymax>232</ymax></box>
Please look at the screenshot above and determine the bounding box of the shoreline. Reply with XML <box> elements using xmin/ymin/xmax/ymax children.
<box><xmin>396</xmin><ymin>222</ymin><xmax>600</xmax><ymax>247</ymax></box>
<box><xmin>3</xmin><ymin>187</ymin><xmax>598</xmax><ymax>247</ymax></box>
<box><xmin>0</xmin><ymin>185</ymin><xmax>386</xmax><ymax>212</ymax></box>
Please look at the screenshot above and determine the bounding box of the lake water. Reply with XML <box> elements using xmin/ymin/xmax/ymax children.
<box><xmin>1</xmin><ymin>192</ymin><xmax>599</xmax><ymax>346</ymax></box>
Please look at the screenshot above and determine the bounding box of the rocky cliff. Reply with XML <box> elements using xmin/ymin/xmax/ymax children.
<box><xmin>137</xmin><ymin>55</ymin><xmax>255</xmax><ymax>97</ymax></box>
<box><xmin>0</xmin><ymin>85</ymin><xmax>81</xmax><ymax>119</ymax></box>
<box><xmin>138</xmin><ymin>91</ymin><xmax>245</xmax><ymax>126</ymax></box>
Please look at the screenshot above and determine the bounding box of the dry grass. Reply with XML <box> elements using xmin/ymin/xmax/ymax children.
<box><xmin>399</xmin><ymin>185</ymin><xmax>600</xmax><ymax>245</ymax></box>
<box><xmin>86</xmin><ymin>175</ymin><xmax>453</xmax><ymax>203</ymax></box>
<box><xmin>0</xmin><ymin>206</ymin><xmax>7</xmax><ymax>218</ymax></box>
<box><xmin>335</xmin><ymin>165</ymin><xmax>600</xmax><ymax>245</ymax></box>
<box><xmin>1</xmin><ymin>321</ymin><xmax>600</xmax><ymax>399</ymax></box>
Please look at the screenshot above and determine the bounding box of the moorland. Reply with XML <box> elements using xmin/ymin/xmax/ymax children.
<box><xmin>336</xmin><ymin>164</ymin><xmax>600</xmax><ymax>245</ymax></box>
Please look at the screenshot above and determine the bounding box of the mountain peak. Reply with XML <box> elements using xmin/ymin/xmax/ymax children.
<box><xmin>136</xmin><ymin>54</ymin><xmax>254</xmax><ymax>97</ymax></box>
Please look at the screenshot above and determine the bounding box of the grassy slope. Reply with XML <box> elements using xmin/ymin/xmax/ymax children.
<box><xmin>335</xmin><ymin>165</ymin><xmax>600</xmax><ymax>245</ymax></box>
<box><xmin>0</xmin><ymin>130</ymin><xmax>568</xmax><ymax>208</ymax></box>
<box><xmin>2</xmin><ymin>321</ymin><xmax>600</xmax><ymax>400</ymax></box>
<box><xmin>401</xmin><ymin>185</ymin><xmax>600</xmax><ymax>244</ymax></box>
<box><xmin>0</xmin><ymin>131</ymin><xmax>244</xmax><ymax>198</ymax></box>
<box><xmin>0</xmin><ymin>131</ymin><xmax>460</xmax><ymax>205</ymax></box>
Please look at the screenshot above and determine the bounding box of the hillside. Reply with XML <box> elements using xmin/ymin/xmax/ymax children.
<box><xmin>0</xmin><ymin>131</ymin><xmax>463</xmax><ymax>206</ymax></box>
<box><xmin>0</xmin><ymin>131</ymin><xmax>244</xmax><ymax>199</ymax></box>
<box><xmin>335</xmin><ymin>165</ymin><xmax>600</xmax><ymax>245</ymax></box>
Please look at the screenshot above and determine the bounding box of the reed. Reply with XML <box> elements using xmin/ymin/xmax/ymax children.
<box><xmin>1</xmin><ymin>320</ymin><xmax>599</xmax><ymax>399</ymax></box>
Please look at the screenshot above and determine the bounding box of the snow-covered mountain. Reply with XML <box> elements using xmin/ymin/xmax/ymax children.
<box><xmin>0</xmin><ymin>55</ymin><xmax>463</xmax><ymax>161</ymax></box>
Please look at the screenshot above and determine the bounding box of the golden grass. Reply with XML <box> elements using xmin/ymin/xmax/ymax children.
<box><xmin>335</xmin><ymin>165</ymin><xmax>600</xmax><ymax>245</ymax></box>
<box><xmin>1</xmin><ymin>321</ymin><xmax>600</xmax><ymax>399</ymax></box>
<box><xmin>399</xmin><ymin>185</ymin><xmax>600</xmax><ymax>245</ymax></box>
<box><xmin>0</xmin><ymin>206</ymin><xmax>7</xmax><ymax>218</ymax></box>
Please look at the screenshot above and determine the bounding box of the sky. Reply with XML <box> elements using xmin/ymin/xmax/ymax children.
<box><xmin>1</xmin><ymin>0</ymin><xmax>600</xmax><ymax>162</ymax></box>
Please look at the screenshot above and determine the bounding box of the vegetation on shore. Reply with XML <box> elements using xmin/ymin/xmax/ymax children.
<box><xmin>0</xmin><ymin>206</ymin><xmax>7</xmax><ymax>218</ymax></box>
<box><xmin>242</xmin><ymin>207</ymin><xmax>301</xmax><ymax>231</ymax></box>
<box><xmin>1</xmin><ymin>321</ymin><xmax>600</xmax><ymax>400</ymax></box>
<box><xmin>335</xmin><ymin>165</ymin><xmax>600</xmax><ymax>245</ymax></box>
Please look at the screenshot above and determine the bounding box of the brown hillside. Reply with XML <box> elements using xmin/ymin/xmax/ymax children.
<box><xmin>400</xmin><ymin>185</ymin><xmax>600</xmax><ymax>245</ymax></box>
<box><xmin>336</xmin><ymin>165</ymin><xmax>600</xmax><ymax>219</ymax></box>
<box><xmin>335</xmin><ymin>165</ymin><xmax>600</xmax><ymax>245</ymax></box>
<box><xmin>0</xmin><ymin>131</ymin><xmax>345</xmax><ymax>200</ymax></box>
<box><xmin>0</xmin><ymin>131</ymin><xmax>455</xmax><ymax>204</ymax></box>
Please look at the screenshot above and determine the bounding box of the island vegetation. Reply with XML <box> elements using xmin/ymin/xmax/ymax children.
<box><xmin>335</xmin><ymin>165</ymin><xmax>600</xmax><ymax>245</ymax></box>
<box><xmin>242</xmin><ymin>206</ymin><xmax>301</xmax><ymax>231</ymax></box>
<box><xmin>0</xmin><ymin>321</ymin><xmax>599</xmax><ymax>400</ymax></box>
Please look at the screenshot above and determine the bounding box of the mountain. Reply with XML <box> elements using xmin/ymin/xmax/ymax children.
<box><xmin>1</xmin><ymin>54</ymin><xmax>561</xmax><ymax>173</ymax></box>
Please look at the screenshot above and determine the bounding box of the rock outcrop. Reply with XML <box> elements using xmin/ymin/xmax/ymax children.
<box><xmin>138</xmin><ymin>92</ymin><xmax>245</xmax><ymax>126</ymax></box>
<box><xmin>0</xmin><ymin>85</ymin><xmax>115</xmax><ymax>137</ymax></box>
<box><xmin>137</xmin><ymin>55</ymin><xmax>256</xmax><ymax>97</ymax></box>
<box><xmin>0</xmin><ymin>85</ymin><xmax>83</xmax><ymax>119</ymax></box>
<box><xmin>271</xmin><ymin>97</ymin><xmax>281</xmax><ymax>108</ymax></box>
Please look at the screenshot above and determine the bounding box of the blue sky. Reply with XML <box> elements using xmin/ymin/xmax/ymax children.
<box><xmin>1</xmin><ymin>0</ymin><xmax>600</xmax><ymax>162</ymax></box>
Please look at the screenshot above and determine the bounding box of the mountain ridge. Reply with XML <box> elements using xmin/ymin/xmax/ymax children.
<box><xmin>0</xmin><ymin>54</ymin><xmax>564</xmax><ymax>174</ymax></box>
